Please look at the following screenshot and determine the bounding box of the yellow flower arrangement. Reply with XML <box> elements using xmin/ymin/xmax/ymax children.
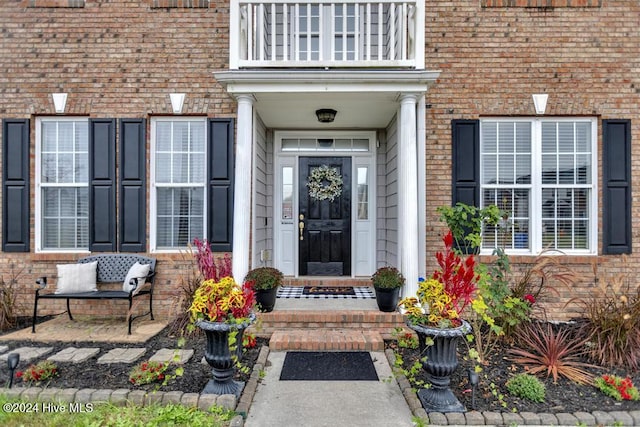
<box><xmin>189</xmin><ymin>276</ymin><xmax>255</xmax><ymax>325</ymax></box>
<box><xmin>398</xmin><ymin>231</ymin><xmax>479</xmax><ymax>329</ymax></box>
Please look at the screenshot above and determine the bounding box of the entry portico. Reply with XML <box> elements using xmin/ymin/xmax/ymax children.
<box><xmin>215</xmin><ymin>70</ymin><xmax>439</xmax><ymax>298</ymax></box>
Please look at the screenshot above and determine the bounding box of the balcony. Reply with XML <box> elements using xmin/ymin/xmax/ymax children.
<box><xmin>229</xmin><ymin>0</ymin><xmax>425</xmax><ymax>69</ymax></box>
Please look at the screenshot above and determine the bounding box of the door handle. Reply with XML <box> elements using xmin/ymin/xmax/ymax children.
<box><xmin>298</xmin><ymin>219</ymin><xmax>305</xmax><ymax>240</ymax></box>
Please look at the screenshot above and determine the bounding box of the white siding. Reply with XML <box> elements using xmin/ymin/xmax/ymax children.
<box><xmin>252</xmin><ymin>114</ymin><xmax>274</xmax><ymax>268</ymax></box>
<box><xmin>377</xmin><ymin>117</ymin><xmax>399</xmax><ymax>267</ymax></box>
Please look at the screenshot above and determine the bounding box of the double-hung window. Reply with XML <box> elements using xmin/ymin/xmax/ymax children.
<box><xmin>480</xmin><ymin>118</ymin><xmax>597</xmax><ymax>254</ymax></box>
<box><xmin>36</xmin><ymin>118</ymin><xmax>89</xmax><ymax>251</ymax></box>
<box><xmin>151</xmin><ymin>118</ymin><xmax>206</xmax><ymax>251</ymax></box>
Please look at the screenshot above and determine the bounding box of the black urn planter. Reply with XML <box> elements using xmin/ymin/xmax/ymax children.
<box><xmin>255</xmin><ymin>287</ymin><xmax>278</xmax><ymax>312</ymax></box>
<box><xmin>407</xmin><ymin>320</ymin><xmax>471</xmax><ymax>413</ymax></box>
<box><xmin>374</xmin><ymin>287</ymin><xmax>401</xmax><ymax>312</ymax></box>
<box><xmin>196</xmin><ymin>313</ymin><xmax>256</xmax><ymax>397</ymax></box>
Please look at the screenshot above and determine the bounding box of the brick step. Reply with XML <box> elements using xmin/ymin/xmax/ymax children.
<box><xmin>252</xmin><ymin>310</ymin><xmax>407</xmax><ymax>340</ymax></box>
<box><xmin>256</xmin><ymin>309</ymin><xmax>405</xmax><ymax>329</ymax></box>
<box><xmin>269</xmin><ymin>329</ymin><xmax>384</xmax><ymax>351</ymax></box>
<box><xmin>282</xmin><ymin>278</ymin><xmax>372</xmax><ymax>287</ymax></box>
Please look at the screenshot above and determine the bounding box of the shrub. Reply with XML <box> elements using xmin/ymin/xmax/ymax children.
<box><xmin>392</xmin><ymin>327</ymin><xmax>418</xmax><ymax>349</ymax></box>
<box><xmin>129</xmin><ymin>360</ymin><xmax>168</xmax><ymax>386</ymax></box>
<box><xmin>508</xmin><ymin>322</ymin><xmax>596</xmax><ymax>385</ymax></box>
<box><xmin>17</xmin><ymin>360</ymin><xmax>58</xmax><ymax>383</ymax></box>
<box><xmin>244</xmin><ymin>267</ymin><xmax>284</xmax><ymax>290</ymax></box>
<box><xmin>371</xmin><ymin>266</ymin><xmax>405</xmax><ymax>289</ymax></box>
<box><xmin>436</xmin><ymin>202</ymin><xmax>503</xmax><ymax>254</ymax></box>
<box><xmin>569</xmin><ymin>258</ymin><xmax>640</xmax><ymax>370</ymax></box>
<box><xmin>506</xmin><ymin>373</ymin><xmax>546</xmax><ymax>403</ymax></box>
<box><xmin>594</xmin><ymin>375</ymin><xmax>640</xmax><ymax>401</ymax></box>
<box><xmin>469</xmin><ymin>248</ymin><xmax>574</xmax><ymax>364</ymax></box>
<box><xmin>0</xmin><ymin>267</ymin><xmax>23</xmax><ymax>331</ymax></box>
<box><xmin>243</xmin><ymin>332</ymin><xmax>258</xmax><ymax>349</ymax></box>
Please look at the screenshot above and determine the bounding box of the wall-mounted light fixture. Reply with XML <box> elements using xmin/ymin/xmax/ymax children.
<box><xmin>532</xmin><ymin>94</ymin><xmax>548</xmax><ymax>115</ymax></box>
<box><xmin>170</xmin><ymin>93</ymin><xmax>186</xmax><ymax>114</ymax></box>
<box><xmin>315</xmin><ymin>108</ymin><xmax>337</xmax><ymax>123</ymax></box>
<box><xmin>52</xmin><ymin>93</ymin><xmax>67</xmax><ymax>114</ymax></box>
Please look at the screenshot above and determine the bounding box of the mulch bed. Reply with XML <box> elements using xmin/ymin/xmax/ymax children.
<box><xmin>389</xmin><ymin>339</ymin><xmax>640</xmax><ymax>414</ymax></box>
<box><xmin>3</xmin><ymin>316</ymin><xmax>640</xmax><ymax>415</ymax></box>
<box><xmin>0</xmin><ymin>317</ymin><xmax>264</xmax><ymax>394</ymax></box>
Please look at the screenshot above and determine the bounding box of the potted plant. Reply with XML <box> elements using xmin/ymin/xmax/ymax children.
<box><xmin>244</xmin><ymin>267</ymin><xmax>284</xmax><ymax>312</ymax></box>
<box><xmin>371</xmin><ymin>266</ymin><xmax>405</xmax><ymax>312</ymax></box>
<box><xmin>397</xmin><ymin>230</ymin><xmax>480</xmax><ymax>413</ymax></box>
<box><xmin>436</xmin><ymin>202</ymin><xmax>503</xmax><ymax>254</ymax></box>
<box><xmin>188</xmin><ymin>239</ymin><xmax>256</xmax><ymax>397</ymax></box>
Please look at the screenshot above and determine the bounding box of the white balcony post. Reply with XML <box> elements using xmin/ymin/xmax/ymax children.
<box><xmin>414</xmin><ymin>0</ymin><xmax>425</xmax><ymax>68</ymax></box>
<box><xmin>398</xmin><ymin>93</ymin><xmax>419</xmax><ymax>297</ymax></box>
<box><xmin>232</xmin><ymin>94</ymin><xmax>254</xmax><ymax>285</ymax></box>
<box><xmin>230</xmin><ymin>0</ymin><xmax>240</xmax><ymax>69</ymax></box>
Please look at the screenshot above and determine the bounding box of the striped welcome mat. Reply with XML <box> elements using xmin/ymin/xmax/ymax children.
<box><xmin>277</xmin><ymin>286</ymin><xmax>375</xmax><ymax>299</ymax></box>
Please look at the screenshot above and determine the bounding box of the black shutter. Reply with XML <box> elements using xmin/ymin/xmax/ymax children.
<box><xmin>603</xmin><ymin>119</ymin><xmax>631</xmax><ymax>254</ymax></box>
<box><xmin>119</xmin><ymin>119</ymin><xmax>146</xmax><ymax>252</ymax></box>
<box><xmin>89</xmin><ymin>118</ymin><xmax>116</xmax><ymax>252</ymax></box>
<box><xmin>2</xmin><ymin>119</ymin><xmax>30</xmax><ymax>252</ymax></box>
<box><xmin>208</xmin><ymin>118</ymin><xmax>234</xmax><ymax>252</ymax></box>
<box><xmin>451</xmin><ymin>120</ymin><xmax>480</xmax><ymax>207</ymax></box>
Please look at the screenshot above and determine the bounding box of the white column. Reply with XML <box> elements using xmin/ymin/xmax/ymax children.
<box><xmin>232</xmin><ymin>94</ymin><xmax>254</xmax><ymax>284</ymax></box>
<box><xmin>417</xmin><ymin>95</ymin><xmax>427</xmax><ymax>282</ymax></box>
<box><xmin>398</xmin><ymin>93</ymin><xmax>419</xmax><ymax>297</ymax></box>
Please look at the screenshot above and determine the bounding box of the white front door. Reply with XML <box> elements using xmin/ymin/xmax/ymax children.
<box><xmin>273</xmin><ymin>131</ymin><xmax>376</xmax><ymax>277</ymax></box>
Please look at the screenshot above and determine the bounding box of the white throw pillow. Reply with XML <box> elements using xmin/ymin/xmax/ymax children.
<box><xmin>123</xmin><ymin>262</ymin><xmax>151</xmax><ymax>294</ymax></box>
<box><xmin>55</xmin><ymin>262</ymin><xmax>98</xmax><ymax>294</ymax></box>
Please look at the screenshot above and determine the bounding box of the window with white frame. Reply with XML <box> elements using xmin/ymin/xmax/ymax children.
<box><xmin>480</xmin><ymin>119</ymin><xmax>596</xmax><ymax>254</ymax></box>
<box><xmin>152</xmin><ymin>118</ymin><xmax>206</xmax><ymax>251</ymax></box>
<box><xmin>37</xmin><ymin>118</ymin><xmax>89</xmax><ymax>251</ymax></box>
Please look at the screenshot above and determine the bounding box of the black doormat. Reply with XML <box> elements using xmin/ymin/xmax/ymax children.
<box><xmin>280</xmin><ymin>351</ymin><xmax>379</xmax><ymax>381</ymax></box>
<box><xmin>302</xmin><ymin>286</ymin><xmax>355</xmax><ymax>295</ymax></box>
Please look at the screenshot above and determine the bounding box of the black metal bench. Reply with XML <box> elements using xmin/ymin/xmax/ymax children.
<box><xmin>32</xmin><ymin>254</ymin><xmax>157</xmax><ymax>335</ymax></box>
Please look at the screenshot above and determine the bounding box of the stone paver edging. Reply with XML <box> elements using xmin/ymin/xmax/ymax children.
<box><xmin>0</xmin><ymin>345</ymin><xmax>270</xmax><ymax>427</ymax></box>
<box><xmin>3</xmin><ymin>346</ymin><xmax>638</xmax><ymax>427</ymax></box>
<box><xmin>383</xmin><ymin>349</ymin><xmax>640</xmax><ymax>427</ymax></box>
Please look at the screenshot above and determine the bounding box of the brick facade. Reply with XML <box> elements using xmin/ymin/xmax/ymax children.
<box><xmin>1</xmin><ymin>0</ymin><xmax>638</xmax><ymax>321</ymax></box>
<box><xmin>423</xmin><ymin>1</ymin><xmax>639</xmax><ymax>319</ymax></box>
<box><xmin>0</xmin><ymin>0</ymin><xmax>235</xmax><ymax>320</ymax></box>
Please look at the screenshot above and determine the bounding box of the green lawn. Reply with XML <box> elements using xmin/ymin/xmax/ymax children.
<box><xmin>0</xmin><ymin>394</ymin><xmax>236</xmax><ymax>427</ymax></box>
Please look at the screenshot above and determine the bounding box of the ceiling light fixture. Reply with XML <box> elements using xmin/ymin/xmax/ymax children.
<box><xmin>315</xmin><ymin>108</ymin><xmax>337</xmax><ymax>123</ymax></box>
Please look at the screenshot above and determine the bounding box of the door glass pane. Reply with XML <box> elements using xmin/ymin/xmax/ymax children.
<box><xmin>282</xmin><ymin>167</ymin><xmax>293</xmax><ymax>219</ymax></box>
<box><xmin>281</xmin><ymin>139</ymin><xmax>298</xmax><ymax>151</ymax></box>
<box><xmin>357</xmin><ymin>167</ymin><xmax>368</xmax><ymax>220</ymax></box>
<box><xmin>335</xmin><ymin>139</ymin><xmax>351</xmax><ymax>150</ymax></box>
<box><xmin>353</xmin><ymin>139</ymin><xmax>369</xmax><ymax>151</ymax></box>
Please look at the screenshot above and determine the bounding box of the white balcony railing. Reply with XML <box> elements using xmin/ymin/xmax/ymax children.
<box><xmin>229</xmin><ymin>0</ymin><xmax>424</xmax><ymax>68</ymax></box>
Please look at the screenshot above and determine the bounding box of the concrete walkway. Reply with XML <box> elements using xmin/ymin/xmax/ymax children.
<box><xmin>245</xmin><ymin>351</ymin><xmax>414</xmax><ymax>427</ymax></box>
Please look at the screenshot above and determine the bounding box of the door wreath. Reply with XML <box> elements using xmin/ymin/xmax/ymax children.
<box><xmin>306</xmin><ymin>165</ymin><xmax>343</xmax><ymax>202</ymax></box>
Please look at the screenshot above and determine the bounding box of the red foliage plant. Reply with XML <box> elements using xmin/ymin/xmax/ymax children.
<box><xmin>508</xmin><ymin>322</ymin><xmax>597</xmax><ymax>385</ymax></box>
<box><xmin>193</xmin><ymin>238</ymin><xmax>232</xmax><ymax>281</ymax></box>
<box><xmin>432</xmin><ymin>230</ymin><xmax>479</xmax><ymax>318</ymax></box>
